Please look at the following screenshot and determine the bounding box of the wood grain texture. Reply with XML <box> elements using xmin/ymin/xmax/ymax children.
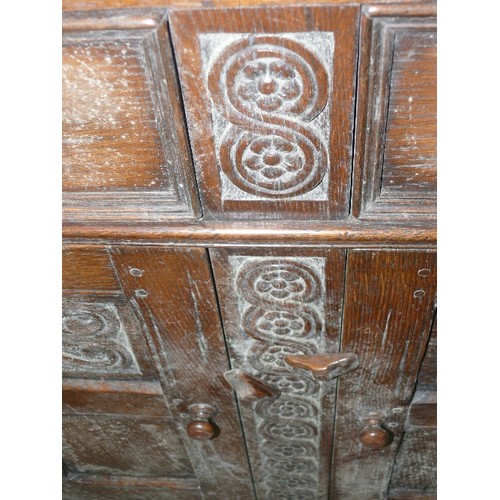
<box><xmin>63</xmin><ymin>245</ymin><xmax>120</xmax><ymax>293</ymax></box>
<box><xmin>63</xmin><ymin>473</ymin><xmax>201</xmax><ymax>500</ymax></box>
<box><xmin>416</xmin><ymin>311</ymin><xmax>436</xmax><ymax>391</ymax></box>
<box><xmin>351</xmin><ymin>4</ymin><xmax>436</xmax><ymax>223</ymax></box>
<box><xmin>331</xmin><ymin>250</ymin><xmax>436</xmax><ymax>499</ymax></box>
<box><xmin>388</xmin><ymin>428</ymin><xmax>437</xmax><ymax>495</ymax></box>
<box><xmin>63</xmin><ymin>379</ymin><xmax>172</xmax><ymax>417</ymax></box>
<box><xmin>170</xmin><ymin>5</ymin><xmax>359</xmax><ymax>220</ymax></box>
<box><xmin>110</xmin><ymin>247</ymin><xmax>255</xmax><ymax>499</ymax></box>
<box><xmin>62</xmin><ymin>9</ymin><xmax>200</xmax><ymax>224</ymax></box>
<box><xmin>210</xmin><ymin>248</ymin><xmax>346</xmax><ymax>499</ymax></box>
<box><xmin>62</xmin><ymin>220</ymin><xmax>437</xmax><ymax>247</ymax></box>
<box><xmin>63</xmin><ymin>414</ymin><xmax>196</xmax><ymax>477</ymax></box>
<box><xmin>63</xmin><ymin>0</ymin><xmax>433</xmax><ymax>12</ymax></box>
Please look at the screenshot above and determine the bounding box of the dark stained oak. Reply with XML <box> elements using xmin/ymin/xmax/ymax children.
<box><xmin>61</xmin><ymin>1</ymin><xmax>437</xmax><ymax>497</ymax></box>
<box><xmin>109</xmin><ymin>247</ymin><xmax>255</xmax><ymax>499</ymax></box>
<box><xmin>351</xmin><ymin>4</ymin><xmax>437</xmax><ymax>223</ymax></box>
<box><xmin>62</xmin><ymin>9</ymin><xmax>200</xmax><ymax>224</ymax></box>
<box><xmin>331</xmin><ymin>250</ymin><xmax>436</xmax><ymax>499</ymax></box>
<box><xmin>169</xmin><ymin>5</ymin><xmax>359</xmax><ymax>220</ymax></box>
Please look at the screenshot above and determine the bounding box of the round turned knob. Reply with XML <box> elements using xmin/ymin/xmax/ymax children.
<box><xmin>187</xmin><ymin>420</ymin><xmax>215</xmax><ymax>440</ymax></box>
<box><xmin>186</xmin><ymin>403</ymin><xmax>217</xmax><ymax>441</ymax></box>
<box><xmin>359</xmin><ymin>414</ymin><xmax>393</xmax><ymax>449</ymax></box>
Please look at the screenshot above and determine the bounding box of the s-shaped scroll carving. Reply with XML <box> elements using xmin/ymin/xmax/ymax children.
<box><xmin>206</xmin><ymin>35</ymin><xmax>332</xmax><ymax>199</ymax></box>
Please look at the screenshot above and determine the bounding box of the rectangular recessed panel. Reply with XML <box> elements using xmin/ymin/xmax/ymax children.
<box><xmin>169</xmin><ymin>5</ymin><xmax>359</xmax><ymax>220</ymax></box>
<box><xmin>63</xmin><ymin>415</ymin><xmax>195</xmax><ymax>478</ymax></box>
<box><xmin>381</xmin><ymin>30</ymin><xmax>436</xmax><ymax>196</ymax></box>
<box><xmin>62</xmin><ymin>10</ymin><xmax>200</xmax><ymax>223</ymax></box>
<box><xmin>352</xmin><ymin>4</ymin><xmax>436</xmax><ymax>222</ymax></box>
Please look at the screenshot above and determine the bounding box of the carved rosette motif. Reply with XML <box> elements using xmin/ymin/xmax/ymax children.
<box><xmin>234</xmin><ymin>257</ymin><xmax>326</xmax><ymax>498</ymax></box>
<box><xmin>62</xmin><ymin>300</ymin><xmax>141</xmax><ymax>376</ymax></box>
<box><xmin>202</xmin><ymin>34</ymin><xmax>333</xmax><ymax>200</ymax></box>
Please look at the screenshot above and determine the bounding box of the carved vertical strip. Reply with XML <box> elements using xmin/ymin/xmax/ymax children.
<box><xmin>211</xmin><ymin>250</ymin><xmax>346</xmax><ymax>500</ymax></box>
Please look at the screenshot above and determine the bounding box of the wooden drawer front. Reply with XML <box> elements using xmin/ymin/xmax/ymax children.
<box><xmin>63</xmin><ymin>415</ymin><xmax>195</xmax><ymax>478</ymax></box>
<box><xmin>62</xmin><ymin>9</ymin><xmax>200</xmax><ymax>223</ymax></box>
<box><xmin>210</xmin><ymin>248</ymin><xmax>346</xmax><ymax>499</ymax></box>
<box><xmin>352</xmin><ymin>4</ymin><xmax>437</xmax><ymax>222</ymax></box>
<box><xmin>170</xmin><ymin>5</ymin><xmax>359</xmax><ymax>220</ymax></box>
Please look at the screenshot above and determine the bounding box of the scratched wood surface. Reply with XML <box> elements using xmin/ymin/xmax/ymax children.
<box><xmin>351</xmin><ymin>4</ymin><xmax>436</xmax><ymax>223</ymax></box>
<box><xmin>62</xmin><ymin>9</ymin><xmax>200</xmax><ymax>223</ymax></box>
<box><xmin>210</xmin><ymin>248</ymin><xmax>346</xmax><ymax>499</ymax></box>
<box><xmin>169</xmin><ymin>5</ymin><xmax>358</xmax><ymax>220</ymax></box>
<box><xmin>110</xmin><ymin>247</ymin><xmax>256</xmax><ymax>499</ymax></box>
<box><xmin>62</xmin><ymin>246</ymin><xmax>209</xmax><ymax>497</ymax></box>
<box><xmin>330</xmin><ymin>250</ymin><xmax>437</xmax><ymax>499</ymax></box>
<box><xmin>63</xmin><ymin>0</ymin><xmax>433</xmax><ymax>11</ymax></box>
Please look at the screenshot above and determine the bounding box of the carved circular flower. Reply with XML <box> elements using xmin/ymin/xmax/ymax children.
<box><xmin>236</xmin><ymin>59</ymin><xmax>302</xmax><ymax>113</ymax></box>
<box><xmin>254</xmin><ymin>267</ymin><xmax>306</xmax><ymax>300</ymax></box>
<box><xmin>242</xmin><ymin>136</ymin><xmax>304</xmax><ymax>182</ymax></box>
<box><xmin>257</xmin><ymin>311</ymin><xmax>305</xmax><ymax>337</ymax></box>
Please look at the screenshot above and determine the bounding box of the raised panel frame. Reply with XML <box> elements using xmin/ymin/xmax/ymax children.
<box><xmin>62</xmin><ymin>9</ymin><xmax>201</xmax><ymax>224</ymax></box>
<box><xmin>169</xmin><ymin>5</ymin><xmax>359</xmax><ymax>220</ymax></box>
<box><xmin>351</xmin><ymin>4</ymin><xmax>437</xmax><ymax>223</ymax></box>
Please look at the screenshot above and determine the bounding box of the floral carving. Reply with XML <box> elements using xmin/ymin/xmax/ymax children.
<box><xmin>242</xmin><ymin>136</ymin><xmax>305</xmax><ymax>182</ymax></box>
<box><xmin>234</xmin><ymin>257</ymin><xmax>326</xmax><ymax>498</ymax></box>
<box><xmin>236</xmin><ymin>60</ymin><xmax>302</xmax><ymax>114</ymax></box>
<box><xmin>205</xmin><ymin>35</ymin><xmax>331</xmax><ymax>199</ymax></box>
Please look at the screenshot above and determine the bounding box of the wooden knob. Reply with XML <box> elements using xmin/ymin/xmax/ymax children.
<box><xmin>359</xmin><ymin>413</ymin><xmax>393</xmax><ymax>449</ymax></box>
<box><xmin>186</xmin><ymin>404</ymin><xmax>217</xmax><ymax>441</ymax></box>
<box><xmin>187</xmin><ymin>420</ymin><xmax>215</xmax><ymax>440</ymax></box>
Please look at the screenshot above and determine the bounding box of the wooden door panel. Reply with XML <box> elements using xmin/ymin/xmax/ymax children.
<box><xmin>331</xmin><ymin>250</ymin><xmax>437</xmax><ymax>499</ymax></box>
<box><xmin>169</xmin><ymin>5</ymin><xmax>359</xmax><ymax>220</ymax></box>
<box><xmin>210</xmin><ymin>248</ymin><xmax>347</xmax><ymax>499</ymax></box>
<box><xmin>109</xmin><ymin>247</ymin><xmax>256</xmax><ymax>499</ymax></box>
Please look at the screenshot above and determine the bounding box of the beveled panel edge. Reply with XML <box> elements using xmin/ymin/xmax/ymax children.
<box><xmin>351</xmin><ymin>3</ymin><xmax>437</xmax><ymax>224</ymax></box>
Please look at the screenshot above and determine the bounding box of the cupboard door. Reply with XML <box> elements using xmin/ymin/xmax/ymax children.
<box><xmin>62</xmin><ymin>245</ymin><xmax>202</xmax><ymax>498</ymax></box>
<box><xmin>110</xmin><ymin>247</ymin><xmax>255</xmax><ymax>499</ymax></box>
<box><xmin>210</xmin><ymin>248</ymin><xmax>349</xmax><ymax>499</ymax></box>
<box><xmin>169</xmin><ymin>5</ymin><xmax>359</xmax><ymax>220</ymax></box>
<box><xmin>331</xmin><ymin>250</ymin><xmax>437</xmax><ymax>499</ymax></box>
<box><xmin>63</xmin><ymin>246</ymin><xmax>254</xmax><ymax>499</ymax></box>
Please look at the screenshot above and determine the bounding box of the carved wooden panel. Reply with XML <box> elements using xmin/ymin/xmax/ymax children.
<box><xmin>331</xmin><ymin>250</ymin><xmax>436</xmax><ymax>499</ymax></box>
<box><xmin>110</xmin><ymin>247</ymin><xmax>255</xmax><ymax>499</ymax></box>
<box><xmin>210</xmin><ymin>248</ymin><xmax>347</xmax><ymax>499</ymax></box>
<box><xmin>62</xmin><ymin>246</ymin><xmax>157</xmax><ymax>381</ymax></box>
<box><xmin>351</xmin><ymin>4</ymin><xmax>436</xmax><ymax>222</ymax></box>
<box><xmin>170</xmin><ymin>5</ymin><xmax>359</xmax><ymax>219</ymax></box>
<box><xmin>62</xmin><ymin>9</ymin><xmax>200</xmax><ymax>223</ymax></box>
